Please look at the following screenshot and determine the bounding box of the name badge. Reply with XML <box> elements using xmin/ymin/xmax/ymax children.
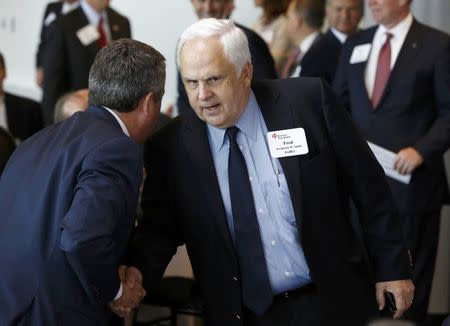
<box><xmin>267</xmin><ymin>128</ymin><xmax>309</xmax><ymax>158</ymax></box>
<box><xmin>44</xmin><ymin>12</ymin><xmax>57</xmax><ymax>26</ymax></box>
<box><xmin>350</xmin><ymin>43</ymin><xmax>371</xmax><ymax>64</ymax></box>
<box><xmin>76</xmin><ymin>25</ymin><xmax>100</xmax><ymax>46</ymax></box>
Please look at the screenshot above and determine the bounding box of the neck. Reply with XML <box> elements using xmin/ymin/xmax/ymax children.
<box><xmin>294</xmin><ymin>26</ymin><xmax>317</xmax><ymax>45</ymax></box>
<box><xmin>383</xmin><ymin>10</ymin><xmax>410</xmax><ymax>29</ymax></box>
<box><xmin>84</xmin><ymin>0</ymin><xmax>103</xmax><ymax>13</ymax></box>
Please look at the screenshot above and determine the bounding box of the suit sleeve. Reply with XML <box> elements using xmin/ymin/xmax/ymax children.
<box><xmin>414</xmin><ymin>36</ymin><xmax>450</xmax><ymax>162</ymax></box>
<box><xmin>59</xmin><ymin>137</ymin><xmax>142</xmax><ymax>304</ymax></box>
<box><xmin>42</xmin><ymin>21</ymin><xmax>66</xmax><ymax>125</ymax></box>
<box><xmin>319</xmin><ymin>80</ymin><xmax>411</xmax><ymax>281</ymax></box>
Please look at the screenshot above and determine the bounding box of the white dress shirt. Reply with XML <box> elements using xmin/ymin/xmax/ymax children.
<box><xmin>80</xmin><ymin>0</ymin><xmax>111</xmax><ymax>43</ymax></box>
<box><xmin>365</xmin><ymin>13</ymin><xmax>413</xmax><ymax>98</ymax></box>
<box><xmin>331</xmin><ymin>27</ymin><xmax>348</xmax><ymax>44</ymax></box>
<box><xmin>0</xmin><ymin>95</ymin><xmax>8</xmax><ymax>131</ymax></box>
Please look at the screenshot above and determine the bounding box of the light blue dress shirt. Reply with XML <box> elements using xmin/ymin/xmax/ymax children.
<box><xmin>207</xmin><ymin>92</ymin><xmax>311</xmax><ymax>295</ymax></box>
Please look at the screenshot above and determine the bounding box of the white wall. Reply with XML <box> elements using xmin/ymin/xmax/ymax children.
<box><xmin>0</xmin><ymin>0</ymin><xmax>262</xmax><ymax>113</ymax></box>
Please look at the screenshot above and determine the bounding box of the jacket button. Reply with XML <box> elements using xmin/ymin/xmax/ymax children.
<box><xmin>236</xmin><ymin>314</ymin><xmax>241</xmax><ymax>319</ymax></box>
<box><xmin>233</xmin><ymin>275</ymin><xmax>238</xmax><ymax>281</ymax></box>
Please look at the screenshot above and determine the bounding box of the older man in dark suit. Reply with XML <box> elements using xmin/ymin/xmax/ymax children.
<box><xmin>175</xmin><ymin>0</ymin><xmax>277</xmax><ymax>115</ymax></box>
<box><xmin>134</xmin><ymin>18</ymin><xmax>414</xmax><ymax>326</ymax></box>
<box><xmin>41</xmin><ymin>0</ymin><xmax>131</xmax><ymax>125</ymax></box>
<box><xmin>0</xmin><ymin>39</ymin><xmax>164</xmax><ymax>326</ymax></box>
<box><xmin>333</xmin><ymin>0</ymin><xmax>450</xmax><ymax>323</ymax></box>
<box><xmin>0</xmin><ymin>52</ymin><xmax>43</xmax><ymax>141</ymax></box>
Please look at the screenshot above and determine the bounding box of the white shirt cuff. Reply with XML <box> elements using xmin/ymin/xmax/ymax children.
<box><xmin>114</xmin><ymin>283</ymin><xmax>123</xmax><ymax>300</ymax></box>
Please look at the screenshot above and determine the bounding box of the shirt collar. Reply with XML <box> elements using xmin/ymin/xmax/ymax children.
<box><xmin>80</xmin><ymin>0</ymin><xmax>105</xmax><ymax>26</ymax></box>
<box><xmin>299</xmin><ymin>31</ymin><xmax>320</xmax><ymax>54</ymax></box>
<box><xmin>61</xmin><ymin>1</ymin><xmax>80</xmax><ymax>15</ymax></box>
<box><xmin>378</xmin><ymin>12</ymin><xmax>413</xmax><ymax>39</ymax></box>
<box><xmin>330</xmin><ymin>27</ymin><xmax>348</xmax><ymax>43</ymax></box>
<box><xmin>207</xmin><ymin>91</ymin><xmax>259</xmax><ymax>153</ymax></box>
<box><xmin>103</xmin><ymin>106</ymin><xmax>130</xmax><ymax>137</ymax></box>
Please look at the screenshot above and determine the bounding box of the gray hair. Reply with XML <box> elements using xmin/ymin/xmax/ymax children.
<box><xmin>176</xmin><ymin>18</ymin><xmax>251</xmax><ymax>76</ymax></box>
<box><xmin>89</xmin><ymin>38</ymin><xmax>166</xmax><ymax>113</ymax></box>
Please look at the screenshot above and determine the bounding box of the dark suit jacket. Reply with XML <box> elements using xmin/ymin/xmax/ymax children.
<box><xmin>0</xmin><ymin>106</ymin><xmax>142</xmax><ymax>326</ymax></box>
<box><xmin>36</xmin><ymin>1</ymin><xmax>64</xmax><ymax>68</ymax></box>
<box><xmin>4</xmin><ymin>92</ymin><xmax>43</xmax><ymax>141</ymax></box>
<box><xmin>300</xmin><ymin>29</ymin><xmax>343</xmax><ymax>85</ymax></box>
<box><xmin>333</xmin><ymin>20</ymin><xmax>450</xmax><ymax>218</ymax></box>
<box><xmin>135</xmin><ymin>78</ymin><xmax>410</xmax><ymax>326</ymax></box>
<box><xmin>176</xmin><ymin>22</ymin><xmax>277</xmax><ymax>115</ymax></box>
<box><xmin>42</xmin><ymin>6</ymin><xmax>131</xmax><ymax>124</ymax></box>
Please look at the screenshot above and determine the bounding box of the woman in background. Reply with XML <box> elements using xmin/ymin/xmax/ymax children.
<box><xmin>253</xmin><ymin>0</ymin><xmax>294</xmax><ymax>75</ymax></box>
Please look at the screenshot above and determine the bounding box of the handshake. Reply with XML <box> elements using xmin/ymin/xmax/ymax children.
<box><xmin>109</xmin><ymin>265</ymin><xmax>147</xmax><ymax>318</ymax></box>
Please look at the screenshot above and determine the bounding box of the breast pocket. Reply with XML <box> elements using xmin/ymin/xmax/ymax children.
<box><xmin>274</xmin><ymin>170</ymin><xmax>296</xmax><ymax>225</ymax></box>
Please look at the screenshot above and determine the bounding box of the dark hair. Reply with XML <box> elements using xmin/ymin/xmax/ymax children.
<box><xmin>0</xmin><ymin>51</ymin><xmax>4</xmax><ymax>69</ymax></box>
<box><xmin>0</xmin><ymin>127</ymin><xmax>16</xmax><ymax>175</ymax></box>
<box><xmin>292</xmin><ymin>0</ymin><xmax>325</xmax><ymax>29</ymax></box>
<box><xmin>261</xmin><ymin>0</ymin><xmax>291</xmax><ymax>24</ymax></box>
<box><xmin>89</xmin><ymin>38</ymin><xmax>166</xmax><ymax>113</ymax></box>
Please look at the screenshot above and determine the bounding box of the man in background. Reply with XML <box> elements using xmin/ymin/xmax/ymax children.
<box><xmin>300</xmin><ymin>0</ymin><xmax>363</xmax><ymax>84</ymax></box>
<box><xmin>36</xmin><ymin>0</ymin><xmax>80</xmax><ymax>87</ymax></box>
<box><xmin>0</xmin><ymin>52</ymin><xmax>43</xmax><ymax>141</ymax></box>
<box><xmin>0</xmin><ymin>38</ymin><xmax>164</xmax><ymax>325</ymax></box>
<box><xmin>42</xmin><ymin>0</ymin><xmax>131</xmax><ymax>125</ymax></box>
<box><xmin>333</xmin><ymin>0</ymin><xmax>450</xmax><ymax>323</ymax></box>
<box><xmin>280</xmin><ymin>0</ymin><xmax>325</xmax><ymax>79</ymax></box>
<box><xmin>54</xmin><ymin>88</ymin><xmax>89</xmax><ymax>123</ymax></box>
<box><xmin>176</xmin><ymin>0</ymin><xmax>277</xmax><ymax>115</ymax></box>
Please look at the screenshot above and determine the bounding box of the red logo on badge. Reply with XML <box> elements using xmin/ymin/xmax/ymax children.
<box><xmin>272</xmin><ymin>133</ymin><xmax>277</xmax><ymax>139</ymax></box>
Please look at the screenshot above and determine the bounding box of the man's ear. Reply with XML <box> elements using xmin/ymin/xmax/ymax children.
<box><xmin>241</xmin><ymin>62</ymin><xmax>253</xmax><ymax>86</ymax></box>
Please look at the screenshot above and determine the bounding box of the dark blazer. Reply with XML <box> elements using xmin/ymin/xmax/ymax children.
<box><xmin>42</xmin><ymin>6</ymin><xmax>131</xmax><ymax>124</ymax></box>
<box><xmin>176</xmin><ymin>22</ymin><xmax>277</xmax><ymax>115</ymax></box>
<box><xmin>333</xmin><ymin>20</ymin><xmax>450</xmax><ymax>216</ymax></box>
<box><xmin>300</xmin><ymin>29</ymin><xmax>343</xmax><ymax>85</ymax></box>
<box><xmin>0</xmin><ymin>106</ymin><xmax>142</xmax><ymax>325</ymax></box>
<box><xmin>36</xmin><ymin>1</ymin><xmax>64</xmax><ymax>68</ymax></box>
<box><xmin>135</xmin><ymin>78</ymin><xmax>410</xmax><ymax>326</ymax></box>
<box><xmin>4</xmin><ymin>92</ymin><xmax>43</xmax><ymax>141</ymax></box>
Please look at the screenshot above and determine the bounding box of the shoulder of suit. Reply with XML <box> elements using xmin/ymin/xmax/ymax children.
<box><xmin>106</xmin><ymin>7</ymin><xmax>130</xmax><ymax>22</ymax></box>
<box><xmin>411</xmin><ymin>20</ymin><xmax>450</xmax><ymax>43</ymax></box>
<box><xmin>45</xmin><ymin>2</ymin><xmax>63</xmax><ymax>14</ymax></box>
<box><xmin>4</xmin><ymin>92</ymin><xmax>40</xmax><ymax>110</ymax></box>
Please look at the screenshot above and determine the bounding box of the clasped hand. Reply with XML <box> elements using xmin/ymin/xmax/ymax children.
<box><xmin>109</xmin><ymin>265</ymin><xmax>146</xmax><ymax>318</ymax></box>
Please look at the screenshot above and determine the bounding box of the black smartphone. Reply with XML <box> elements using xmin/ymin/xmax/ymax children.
<box><xmin>384</xmin><ymin>291</ymin><xmax>397</xmax><ymax>312</ymax></box>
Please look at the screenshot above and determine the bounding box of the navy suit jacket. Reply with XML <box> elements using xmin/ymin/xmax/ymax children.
<box><xmin>0</xmin><ymin>106</ymin><xmax>142</xmax><ymax>325</ymax></box>
<box><xmin>36</xmin><ymin>1</ymin><xmax>64</xmax><ymax>68</ymax></box>
<box><xmin>42</xmin><ymin>6</ymin><xmax>131</xmax><ymax>124</ymax></box>
<box><xmin>176</xmin><ymin>22</ymin><xmax>277</xmax><ymax>115</ymax></box>
<box><xmin>333</xmin><ymin>20</ymin><xmax>450</xmax><ymax>216</ymax></box>
<box><xmin>300</xmin><ymin>29</ymin><xmax>343</xmax><ymax>85</ymax></box>
<box><xmin>4</xmin><ymin>92</ymin><xmax>43</xmax><ymax>141</ymax></box>
<box><xmin>135</xmin><ymin>78</ymin><xmax>410</xmax><ymax>326</ymax></box>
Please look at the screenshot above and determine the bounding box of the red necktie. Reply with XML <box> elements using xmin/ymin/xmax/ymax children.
<box><xmin>372</xmin><ymin>32</ymin><xmax>393</xmax><ymax>109</ymax></box>
<box><xmin>280</xmin><ymin>47</ymin><xmax>301</xmax><ymax>79</ymax></box>
<box><xmin>97</xmin><ymin>17</ymin><xmax>107</xmax><ymax>48</ymax></box>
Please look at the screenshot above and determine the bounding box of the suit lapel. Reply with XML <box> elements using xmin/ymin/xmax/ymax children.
<box><xmin>107</xmin><ymin>9</ymin><xmax>123</xmax><ymax>40</ymax></box>
<box><xmin>253</xmin><ymin>82</ymin><xmax>305</xmax><ymax>230</ymax></box>
<box><xmin>350</xmin><ymin>29</ymin><xmax>377</xmax><ymax>111</ymax></box>
<box><xmin>71</xmin><ymin>8</ymin><xmax>100</xmax><ymax>58</ymax></box>
<box><xmin>182</xmin><ymin>114</ymin><xmax>236</xmax><ymax>256</ymax></box>
<box><xmin>377</xmin><ymin>20</ymin><xmax>422</xmax><ymax>109</ymax></box>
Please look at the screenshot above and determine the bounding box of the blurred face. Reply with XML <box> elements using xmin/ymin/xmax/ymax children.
<box><xmin>368</xmin><ymin>0</ymin><xmax>410</xmax><ymax>28</ymax></box>
<box><xmin>85</xmin><ymin>0</ymin><xmax>108</xmax><ymax>12</ymax></box>
<box><xmin>254</xmin><ymin>0</ymin><xmax>264</xmax><ymax>7</ymax></box>
<box><xmin>180</xmin><ymin>37</ymin><xmax>252</xmax><ymax>129</ymax></box>
<box><xmin>326</xmin><ymin>0</ymin><xmax>363</xmax><ymax>35</ymax></box>
<box><xmin>190</xmin><ymin>0</ymin><xmax>233</xmax><ymax>19</ymax></box>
